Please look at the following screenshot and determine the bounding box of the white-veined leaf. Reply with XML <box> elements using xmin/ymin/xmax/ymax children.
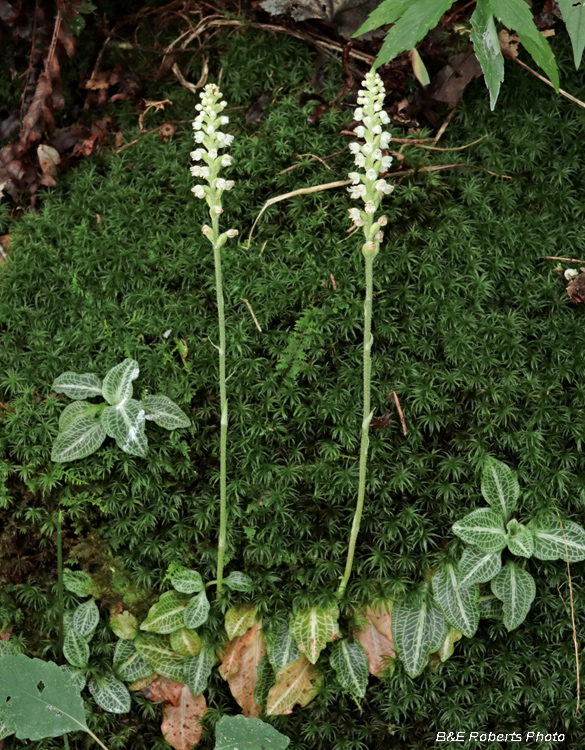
<box><xmin>392</xmin><ymin>591</ymin><xmax>447</xmax><ymax>678</ymax></box>
<box><xmin>490</xmin><ymin>562</ymin><xmax>536</xmax><ymax>631</ymax></box>
<box><xmin>63</xmin><ymin>628</ymin><xmax>90</xmax><ymax>668</ymax></box>
<box><xmin>183</xmin><ymin>590</ymin><xmax>210</xmax><ymax>629</ymax></box>
<box><xmin>52</xmin><ymin>371</ymin><xmax>102</xmax><ymax>400</ymax></box>
<box><xmin>101</xmin><ymin>398</ymin><xmax>147</xmax><ymax>458</ymax></box>
<box><xmin>452</xmin><ymin>508</ymin><xmax>507</xmax><ymax>552</ymax></box>
<box><xmin>140</xmin><ymin>591</ymin><xmax>190</xmax><ymax>634</ymax></box>
<box><xmin>170</xmin><ymin>568</ymin><xmax>204</xmax><ymax>594</ymax></box>
<box><xmin>225</xmin><ymin>605</ymin><xmax>258</xmax><ymax>641</ymax></box>
<box><xmin>528</xmin><ymin>518</ymin><xmax>585</xmax><ymax>562</ymax></box>
<box><xmin>51</xmin><ymin>416</ymin><xmax>107</xmax><ymax>462</ymax></box>
<box><xmin>72</xmin><ymin>599</ymin><xmax>99</xmax><ymax>637</ymax></box>
<box><xmin>185</xmin><ymin>648</ymin><xmax>215</xmax><ymax>697</ymax></box>
<box><xmin>506</xmin><ymin>519</ymin><xmax>534</xmax><ymax>558</ymax></box>
<box><xmin>437</xmin><ymin>626</ymin><xmax>462</xmax><ymax>663</ymax></box>
<box><xmin>481</xmin><ymin>457</ymin><xmax>519</xmax><ymax>519</ymax></box>
<box><xmin>470</xmin><ymin>0</ymin><xmax>504</xmax><ymax>110</ymax></box>
<box><xmin>432</xmin><ymin>563</ymin><xmax>479</xmax><ymax>638</ymax></box>
<box><xmin>478</xmin><ymin>595</ymin><xmax>504</xmax><ymax>619</ymax></box>
<box><xmin>59</xmin><ymin>664</ymin><xmax>87</xmax><ymax>691</ymax></box>
<box><xmin>89</xmin><ymin>674</ymin><xmax>131</xmax><ymax>714</ymax></box>
<box><xmin>290</xmin><ymin>605</ymin><xmax>339</xmax><ymax>665</ymax></box>
<box><xmin>266</xmin><ymin>624</ymin><xmax>301</xmax><ymax>673</ymax></box>
<box><xmin>134</xmin><ymin>634</ymin><xmax>186</xmax><ymax>681</ymax></box>
<box><xmin>63</xmin><ymin>569</ymin><xmax>94</xmax><ymax>597</ymax></box>
<box><xmin>224</xmin><ymin>571</ymin><xmax>254</xmax><ymax>592</ymax></box>
<box><xmin>110</xmin><ymin>610</ymin><xmax>138</xmax><ymax>640</ymax></box>
<box><xmin>102</xmin><ymin>359</ymin><xmax>139</xmax><ymax>406</ymax></box>
<box><xmin>254</xmin><ymin>654</ymin><xmax>275</xmax><ymax>709</ymax></box>
<box><xmin>142</xmin><ymin>395</ymin><xmax>190</xmax><ymax>430</ymax></box>
<box><xmin>59</xmin><ymin>401</ymin><xmax>101</xmax><ymax>431</ymax></box>
<box><xmin>113</xmin><ymin>640</ymin><xmax>154</xmax><ymax>682</ymax></box>
<box><xmin>330</xmin><ymin>639</ymin><xmax>368</xmax><ymax>700</ymax></box>
<box><xmin>458</xmin><ymin>547</ymin><xmax>502</xmax><ymax>587</ymax></box>
<box><xmin>170</xmin><ymin>627</ymin><xmax>202</xmax><ymax>657</ymax></box>
<box><xmin>265</xmin><ymin>656</ymin><xmax>319</xmax><ymax>716</ymax></box>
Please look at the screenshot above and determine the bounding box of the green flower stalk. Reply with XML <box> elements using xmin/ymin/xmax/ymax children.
<box><xmin>338</xmin><ymin>71</ymin><xmax>394</xmax><ymax>598</ymax></box>
<box><xmin>190</xmin><ymin>83</ymin><xmax>238</xmax><ymax>594</ymax></box>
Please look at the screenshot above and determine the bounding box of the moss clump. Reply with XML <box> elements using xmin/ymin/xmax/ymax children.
<box><xmin>1</xmin><ymin>26</ymin><xmax>585</xmax><ymax>749</ymax></box>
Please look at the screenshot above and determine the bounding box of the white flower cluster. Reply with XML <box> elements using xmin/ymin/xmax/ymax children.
<box><xmin>347</xmin><ymin>71</ymin><xmax>394</xmax><ymax>258</ymax></box>
<box><xmin>190</xmin><ymin>83</ymin><xmax>238</xmax><ymax>244</ymax></box>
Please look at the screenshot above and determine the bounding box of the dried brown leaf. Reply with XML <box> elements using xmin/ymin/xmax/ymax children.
<box><xmin>141</xmin><ymin>676</ymin><xmax>184</xmax><ymax>707</ymax></box>
<box><xmin>161</xmin><ymin>685</ymin><xmax>207</xmax><ymax>750</ymax></box>
<box><xmin>218</xmin><ymin>621</ymin><xmax>267</xmax><ymax>718</ymax></box>
<box><xmin>499</xmin><ymin>30</ymin><xmax>520</xmax><ymax>60</ymax></box>
<box><xmin>37</xmin><ymin>144</ymin><xmax>60</xmax><ymax>176</ymax></box>
<box><xmin>567</xmin><ymin>273</ymin><xmax>585</xmax><ymax>303</ymax></box>
<box><xmin>356</xmin><ymin>604</ymin><xmax>396</xmax><ymax>678</ymax></box>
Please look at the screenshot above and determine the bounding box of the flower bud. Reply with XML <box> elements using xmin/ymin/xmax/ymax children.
<box><xmin>378</xmin><ymin>215</ymin><xmax>388</xmax><ymax>226</ymax></box>
<box><xmin>201</xmin><ymin>224</ymin><xmax>213</xmax><ymax>236</ymax></box>
<box><xmin>362</xmin><ymin>241</ymin><xmax>378</xmax><ymax>259</ymax></box>
<box><xmin>226</xmin><ymin>228</ymin><xmax>239</xmax><ymax>238</ymax></box>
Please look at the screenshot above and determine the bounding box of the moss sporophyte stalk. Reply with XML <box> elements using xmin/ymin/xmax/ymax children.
<box><xmin>338</xmin><ymin>71</ymin><xmax>394</xmax><ymax>598</ymax></box>
<box><xmin>190</xmin><ymin>83</ymin><xmax>238</xmax><ymax>595</ymax></box>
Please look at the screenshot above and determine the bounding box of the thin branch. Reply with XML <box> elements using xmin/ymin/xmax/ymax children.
<box><xmin>389</xmin><ymin>391</ymin><xmax>407</xmax><ymax>436</ymax></box>
<box><xmin>545</xmin><ymin>256</ymin><xmax>585</xmax><ymax>264</ymax></box>
<box><xmin>241</xmin><ymin>298</ymin><xmax>262</xmax><ymax>331</ymax></box>
<box><xmin>515</xmin><ymin>58</ymin><xmax>585</xmax><ymax>109</ymax></box>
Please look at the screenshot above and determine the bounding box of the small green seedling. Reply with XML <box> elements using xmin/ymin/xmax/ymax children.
<box><xmin>51</xmin><ymin>358</ymin><xmax>190</xmax><ymax>461</ymax></box>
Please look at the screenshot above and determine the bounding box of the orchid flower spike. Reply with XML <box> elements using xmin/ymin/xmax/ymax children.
<box><xmin>347</xmin><ymin>71</ymin><xmax>393</xmax><ymax>259</ymax></box>
<box><xmin>190</xmin><ymin>83</ymin><xmax>238</xmax><ymax>246</ymax></box>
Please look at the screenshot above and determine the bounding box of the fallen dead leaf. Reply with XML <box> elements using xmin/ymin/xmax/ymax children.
<box><xmin>161</xmin><ymin>685</ymin><xmax>207</xmax><ymax>750</ymax></box>
<box><xmin>37</xmin><ymin>144</ymin><xmax>60</xmax><ymax>177</ymax></box>
<box><xmin>159</xmin><ymin>122</ymin><xmax>177</xmax><ymax>142</ymax></box>
<box><xmin>139</xmin><ymin>99</ymin><xmax>173</xmax><ymax>131</ymax></box>
<box><xmin>266</xmin><ymin>655</ymin><xmax>319</xmax><ymax>715</ymax></box>
<box><xmin>218</xmin><ymin>621</ymin><xmax>266</xmax><ymax>717</ymax></box>
<box><xmin>567</xmin><ymin>273</ymin><xmax>585</xmax><ymax>303</ymax></box>
<box><xmin>141</xmin><ymin>676</ymin><xmax>184</xmax><ymax>707</ymax></box>
<box><xmin>499</xmin><ymin>30</ymin><xmax>520</xmax><ymax>60</ymax></box>
<box><xmin>0</xmin><ymin>627</ymin><xmax>12</xmax><ymax>641</ymax></box>
<box><xmin>356</xmin><ymin>603</ymin><xmax>396</xmax><ymax>678</ymax></box>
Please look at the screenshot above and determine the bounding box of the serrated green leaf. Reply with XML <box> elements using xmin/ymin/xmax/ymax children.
<box><xmin>392</xmin><ymin>591</ymin><xmax>447</xmax><ymax>678</ymax></box>
<box><xmin>266</xmin><ymin>623</ymin><xmax>301</xmax><ymax>673</ymax></box>
<box><xmin>458</xmin><ymin>547</ymin><xmax>502</xmax><ymax>587</ymax></box>
<box><xmin>438</xmin><ymin>626</ymin><xmax>462</xmax><ymax>662</ymax></box>
<box><xmin>470</xmin><ymin>0</ymin><xmax>504</xmax><ymax>110</ymax></box>
<box><xmin>478</xmin><ymin>595</ymin><xmax>504</xmax><ymax>619</ymax></box>
<box><xmin>507</xmin><ymin>519</ymin><xmax>535</xmax><ymax>558</ymax></box>
<box><xmin>330</xmin><ymin>639</ymin><xmax>368</xmax><ymax>700</ymax></box>
<box><xmin>88</xmin><ymin>674</ymin><xmax>131</xmax><ymax>714</ymax></box>
<box><xmin>170</xmin><ymin>627</ymin><xmax>202</xmax><ymax>657</ymax></box>
<box><xmin>59</xmin><ymin>401</ymin><xmax>101</xmax><ymax>431</ymax></box>
<box><xmin>72</xmin><ymin>599</ymin><xmax>99</xmax><ymax>638</ymax></box>
<box><xmin>491</xmin><ymin>562</ymin><xmax>536</xmax><ymax>631</ymax></box>
<box><xmin>215</xmin><ymin>714</ymin><xmax>290</xmax><ymax>750</ymax></box>
<box><xmin>63</xmin><ymin>629</ymin><xmax>90</xmax><ymax>668</ymax></box>
<box><xmin>140</xmin><ymin>591</ymin><xmax>190</xmax><ymax>634</ymax></box>
<box><xmin>528</xmin><ymin>518</ymin><xmax>585</xmax><ymax>562</ymax></box>
<box><xmin>290</xmin><ymin>605</ymin><xmax>339</xmax><ymax>665</ymax></box>
<box><xmin>432</xmin><ymin>563</ymin><xmax>480</xmax><ymax>638</ymax></box>
<box><xmin>102</xmin><ymin>359</ymin><xmax>140</xmax><ymax>406</ymax></box>
<box><xmin>63</xmin><ymin>570</ymin><xmax>94</xmax><ymax>598</ymax></box>
<box><xmin>184</xmin><ymin>648</ymin><xmax>215</xmax><ymax>696</ymax></box>
<box><xmin>51</xmin><ymin>416</ymin><xmax>107</xmax><ymax>462</ymax></box>
<box><xmin>373</xmin><ymin>0</ymin><xmax>455</xmax><ymax>67</ymax></box>
<box><xmin>490</xmin><ymin>0</ymin><xmax>559</xmax><ymax>90</ymax></box>
<box><xmin>101</xmin><ymin>398</ymin><xmax>147</xmax><ymax>457</ymax></box>
<box><xmin>142</xmin><ymin>395</ymin><xmax>190</xmax><ymax>429</ymax></box>
<box><xmin>225</xmin><ymin>604</ymin><xmax>258</xmax><ymax>641</ymax></box>
<box><xmin>113</xmin><ymin>640</ymin><xmax>154</xmax><ymax>683</ymax></box>
<box><xmin>0</xmin><ymin>654</ymin><xmax>88</xmax><ymax>740</ymax></box>
<box><xmin>353</xmin><ymin>0</ymin><xmax>411</xmax><ymax>36</ymax></box>
<box><xmin>134</xmin><ymin>634</ymin><xmax>186</xmax><ymax>681</ymax></box>
<box><xmin>183</xmin><ymin>590</ymin><xmax>210</xmax><ymax>629</ymax></box>
<box><xmin>254</xmin><ymin>654</ymin><xmax>275</xmax><ymax>709</ymax></box>
<box><xmin>452</xmin><ymin>508</ymin><xmax>507</xmax><ymax>552</ymax></box>
<box><xmin>170</xmin><ymin>568</ymin><xmax>204</xmax><ymax>594</ymax></box>
<box><xmin>224</xmin><ymin>570</ymin><xmax>253</xmax><ymax>592</ymax></box>
<box><xmin>481</xmin><ymin>457</ymin><xmax>519</xmax><ymax>518</ymax></box>
<box><xmin>110</xmin><ymin>610</ymin><xmax>138</xmax><ymax>640</ymax></box>
<box><xmin>52</xmin><ymin>371</ymin><xmax>102</xmax><ymax>400</ymax></box>
<box><xmin>558</xmin><ymin>0</ymin><xmax>585</xmax><ymax>68</ymax></box>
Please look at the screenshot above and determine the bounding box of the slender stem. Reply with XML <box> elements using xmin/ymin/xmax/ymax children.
<box><xmin>85</xmin><ymin>728</ymin><xmax>111</xmax><ymax>750</ymax></box>
<box><xmin>64</xmin><ymin>735</ymin><xmax>70</xmax><ymax>750</ymax></box>
<box><xmin>212</xmin><ymin>212</ymin><xmax>228</xmax><ymax>594</ymax></box>
<box><xmin>57</xmin><ymin>510</ymin><xmax>65</xmax><ymax>658</ymax></box>
<box><xmin>338</xmin><ymin>253</ymin><xmax>375</xmax><ymax>598</ymax></box>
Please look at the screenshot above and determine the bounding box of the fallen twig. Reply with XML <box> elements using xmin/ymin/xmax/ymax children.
<box><xmin>515</xmin><ymin>59</ymin><xmax>585</xmax><ymax>110</ymax></box>
<box><xmin>546</xmin><ymin>256</ymin><xmax>585</xmax><ymax>264</ymax></box>
<box><xmin>389</xmin><ymin>391</ymin><xmax>407</xmax><ymax>436</ymax></box>
<box><xmin>241</xmin><ymin>298</ymin><xmax>262</xmax><ymax>332</ymax></box>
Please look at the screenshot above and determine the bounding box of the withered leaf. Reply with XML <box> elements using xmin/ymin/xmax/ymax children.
<box><xmin>218</xmin><ymin>621</ymin><xmax>266</xmax><ymax>718</ymax></box>
<box><xmin>37</xmin><ymin>144</ymin><xmax>60</xmax><ymax>177</ymax></box>
<box><xmin>356</xmin><ymin>603</ymin><xmax>396</xmax><ymax>678</ymax></box>
<box><xmin>567</xmin><ymin>272</ymin><xmax>585</xmax><ymax>303</ymax></box>
<box><xmin>266</xmin><ymin>655</ymin><xmax>320</xmax><ymax>715</ymax></box>
<box><xmin>161</xmin><ymin>685</ymin><xmax>207</xmax><ymax>750</ymax></box>
<box><xmin>141</xmin><ymin>676</ymin><xmax>184</xmax><ymax>707</ymax></box>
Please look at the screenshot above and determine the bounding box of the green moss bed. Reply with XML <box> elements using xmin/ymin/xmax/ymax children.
<box><xmin>1</xmin><ymin>24</ymin><xmax>585</xmax><ymax>750</ymax></box>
